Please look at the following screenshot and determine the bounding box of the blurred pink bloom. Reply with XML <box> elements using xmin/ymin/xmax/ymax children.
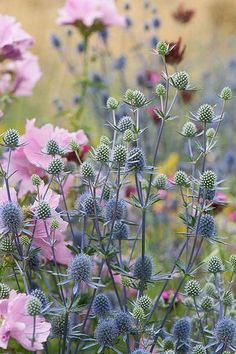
<box><xmin>0</xmin><ymin>290</ymin><xmax>51</xmax><ymax>351</ymax></box>
<box><xmin>0</xmin><ymin>15</ymin><xmax>33</xmax><ymax>61</ymax></box>
<box><xmin>57</xmin><ymin>0</ymin><xmax>125</xmax><ymax>28</ymax></box>
<box><xmin>229</xmin><ymin>210</ymin><xmax>236</xmax><ymax>222</ymax></box>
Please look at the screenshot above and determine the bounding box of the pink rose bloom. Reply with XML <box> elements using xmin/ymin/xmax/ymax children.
<box><xmin>0</xmin><ymin>52</ymin><xmax>41</xmax><ymax>96</ymax></box>
<box><xmin>57</xmin><ymin>0</ymin><xmax>125</xmax><ymax>28</ymax></box>
<box><xmin>0</xmin><ymin>15</ymin><xmax>33</xmax><ymax>61</ymax></box>
<box><xmin>0</xmin><ymin>290</ymin><xmax>51</xmax><ymax>351</ymax></box>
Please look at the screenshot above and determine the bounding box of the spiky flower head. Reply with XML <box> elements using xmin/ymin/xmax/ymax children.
<box><xmin>113</xmin><ymin>145</ymin><xmax>127</xmax><ymax>165</ymax></box>
<box><xmin>192</xmin><ymin>345</ymin><xmax>207</xmax><ymax>354</ymax></box>
<box><xmin>206</xmin><ymin>127</ymin><xmax>215</xmax><ymax>139</ymax></box>
<box><xmin>155</xmin><ymin>83</ymin><xmax>166</xmax><ymax>97</ymax></box>
<box><xmin>37</xmin><ymin>201</ymin><xmax>51</xmax><ymax>219</ymax></box>
<box><xmin>80</xmin><ymin>161</ymin><xmax>95</xmax><ymax>181</ymax></box>
<box><xmin>132</xmin><ymin>305</ymin><xmax>145</xmax><ymax>321</ymax></box>
<box><xmin>156</xmin><ymin>41</ymin><xmax>168</xmax><ymax>56</ymax></box>
<box><xmin>0</xmin><ymin>236</ymin><xmax>14</xmax><ymax>253</ymax></box>
<box><xmin>77</xmin><ymin>193</ymin><xmax>100</xmax><ymax>217</ymax></box>
<box><xmin>172</xmin><ymin>71</ymin><xmax>189</xmax><ymax>90</ymax></box>
<box><xmin>0</xmin><ymin>283</ymin><xmax>10</xmax><ymax>299</ymax></box>
<box><xmin>105</xmin><ymin>198</ymin><xmax>127</xmax><ymax>221</ymax></box>
<box><xmin>201</xmin><ymin>170</ymin><xmax>217</xmax><ymax>190</ymax></box>
<box><xmin>96</xmin><ymin>143</ymin><xmax>110</xmax><ymax>163</ymax></box>
<box><xmin>199</xmin><ymin>187</ymin><xmax>216</xmax><ymax>201</ymax></box>
<box><xmin>197</xmin><ymin>214</ymin><xmax>216</xmax><ymax>238</ymax></box>
<box><xmin>31</xmin><ymin>174</ymin><xmax>41</xmax><ymax>186</ymax></box>
<box><xmin>208</xmin><ymin>256</ymin><xmax>224</xmax><ymax>273</ymax></box>
<box><xmin>114</xmin><ymin>311</ymin><xmax>132</xmax><ymax>334</ymax></box>
<box><xmin>181</xmin><ymin>121</ymin><xmax>197</xmax><ymax>137</ymax></box>
<box><xmin>106</xmin><ymin>96</ymin><xmax>119</xmax><ymax>110</ymax></box>
<box><xmin>132</xmin><ymin>90</ymin><xmax>147</xmax><ymax>107</ymax></box>
<box><xmin>3</xmin><ymin>129</ymin><xmax>20</xmax><ymax>148</ymax></box>
<box><xmin>127</xmin><ymin>147</ymin><xmax>145</xmax><ymax>172</ymax></box>
<box><xmin>123</xmin><ymin>129</ymin><xmax>135</xmax><ymax>143</ymax></box>
<box><xmin>112</xmin><ymin>221</ymin><xmax>129</xmax><ymax>240</ymax></box>
<box><xmin>96</xmin><ymin>319</ymin><xmax>119</xmax><ymax>346</ymax></box>
<box><xmin>200</xmin><ymin>296</ymin><xmax>213</xmax><ymax>312</ymax></box>
<box><xmin>20</xmin><ymin>234</ymin><xmax>30</xmax><ymax>247</ymax></box>
<box><xmin>133</xmin><ymin>255</ymin><xmax>153</xmax><ymax>281</ymax></box>
<box><xmin>197</xmin><ymin>104</ymin><xmax>214</xmax><ymax>123</ymax></box>
<box><xmin>69</xmin><ymin>140</ymin><xmax>80</xmax><ymax>152</ymax></box>
<box><xmin>51</xmin><ymin>313</ymin><xmax>66</xmax><ymax>336</ymax></box>
<box><xmin>27</xmin><ymin>296</ymin><xmax>42</xmax><ymax>316</ymax></box>
<box><xmin>223</xmin><ymin>291</ymin><xmax>234</xmax><ymax>307</ymax></box>
<box><xmin>46</xmin><ymin>139</ymin><xmax>60</xmax><ymax>155</ymax></box>
<box><xmin>0</xmin><ymin>202</ymin><xmax>23</xmax><ymax>233</ymax></box>
<box><xmin>100</xmin><ymin>135</ymin><xmax>110</xmax><ymax>145</ymax></box>
<box><xmin>229</xmin><ymin>255</ymin><xmax>236</xmax><ymax>269</ymax></box>
<box><xmin>173</xmin><ymin>317</ymin><xmax>191</xmax><ymax>341</ymax></box>
<box><xmin>68</xmin><ymin>253</ymin><xmax>92</xmax><ymax>283</ymax></box>
<box><xmin>101</xmin><ymin>185</ymin><xmax>110</xmax><ymax>201</ymax></box>
<box><xmin>118</xmin><ymin>116</ymin><xmax>133</xmax><ymax>132</ymax></box>
<box><xmin>153</xmin><ymin>173</ymin><xmax>168</xmax><ymax>189</ymax></box>
<box><xmin>163</xmin><ymin>338</ymin><xmax>175</xmax><ymax>351</ymax></box>
<box><xmin>174</xmin><ymin>170</ymin><xmax>190</xmax><ymax>187</ymax></box>
<box><xmin>121</xmin><ymin>276</ymin><xmax>132</xmax><ymax>287</ymax></box>
<box><xmin>138</xmin><ymin>295</ymin><xmax>152</xmax><ymax>311</ymax></box>
<box><xmin>50</xmin><ymin>218</ymin><xmax>59</xmax><ymax>230</ymax></box>
<box><xmin>220</xmin><ymin>87</ymin><xmax>232</xmax><ymax>101</ymax></box>
<box><xmin>27</xmin><ymin>249</ymin><xmax>40</xmax><ymax>271</ymax></box>
<box><xmin>124</xmin><ymin>89</ymin><xmax>135</xmax><ymax>102</ymax></box>
<box><xmin>131</xmin><ymin>349</ymin><xmax>148</xmax><ymax>354</ymax></box>
<box><xmin>93</xmin><ymin>294</ymin><xmax>111</xmax><ymax>317</ymax></box>
<box><xmin>204</xmin><ymin>282</ymin><xmax>217</xmax><ymax>298</ymax></box>
<box><xmin>30</xmin><ymin>289</ymin><xmax>48</xmax><ymax>309</ymax></box>
<box><xmin>215</xmin><ymin>318</ymin><xmax>236</xmax><ymax>344</ymax></box>
<box><xmin>47</xmin><ymin>158</ymin><xmax>64</xmax><ymax>175</ymax></box>
<box><xmin>185</xmin><ymin>279</ymin><xmax>201</xmax><ymax>297</ymax></box>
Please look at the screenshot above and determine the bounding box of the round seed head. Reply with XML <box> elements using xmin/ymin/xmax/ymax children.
<box><xmin>121</xmin><ymin>276</ymin><xmax>132</xmax><ymax>287</ymax></box>
<box><xmin>114</xmin><ymin>311</ymin><xmax>132</xmax><ymax>334</ymax></box>
<box><xmin>37</xmin><ymin>201</ymin><xmax>51</xmax><ymax>219</ymax></box>
<box><xmin>96</xmin><ymin>319</ymin><xmax>119</xmax><ymax>346</ymax></box>
<box><xmin>77</xmin><ymin>193</ymin><xmax>100</xmax><ymax>217</ymax></box>
<box><xmin>31</xmin><ymin>174</ymin><xmax>41</xmax><ymax>186</ymax></box>
<box><xmin>100</xmin><ymin>136</ymin><xmax>110</xmax><ymax>145</ymax></box>
<box><xmin>173</xmin><ymin>317</ymin><xmax>192</xmax><ymax>341</ymax></box>
<box><xmin>192</xmin><ymin>345</ymin><xmax>207</xmax><ymax>354</ymax></box>
<box><xmin>105</xmin><ymin>198</ymin><xmax>127</xmax><ymax>221</ymax></box>
<box><xmin>124</xmin><ymin>89</ymin><xmax>135</xmax><ymax>102</ymax></box>
<box><xmin>174</xmin><ymin>170</ymin><xmax>190</xmax><ymax>187</ymax></box>
<box><xmin>27</xmin><ymin>296</ymin><xmax>42</xmax><ymax>316</ymax></box>
<box><xmin>68</xmin><ymin>253</ymin><xmax>92</xmax><ymax>282</ymax></box>
<box><xmin>132</xmin><ymin>305</ymin><xmax>145</xmax><ymax>321</ymax></box>
<box><xmin>80</xmin><ymin>161</ymin><xmax>95</xmax><ymax>181</ymax></box>
<box><xmin>208</xmin><ymin>256</ymin><xmax>224</xmax><ymax>273</ymax></box>
<box><xmin>197</xmin><ymin>104</ymin><xmax>214</xmax><ymax>123</ymax></box>
<box><xmin>229</xmin><ymin>255</ymin><xmax>236</xmax><ymax>269</ymax></box>
<box><xmin>206</xmin><ymin>128</ymin><xmax>215</xmax><ymax>139</ymax></box>
<box><xmin>223</xmin><ymin>291</ymin><xmax>234</xmax><ymax>307</ymax></box>
<box><xmin>0</xmin><ymin>202</ymin><xmax>23</xmax><ymax>233</ymax></box>
<box><xmin>200</xmin><ymin>296</ymin><xmax>213</xmax><ymax>312</ymax></box>
<box><xmin>0</xmin><ymin>283</ymin><xmax>10</xmax><ymax>299</ymax></box>
<box><xmin>107</xmin><ymin>97</ymin><xmax>119</xmax><ymax>110</ymax></box>
<box><xmin>93</xmin><ymin>294</ymin><xmax>111</xmax><ymax>317</ymax></box>
<box><xmin>138</xmin><ymin>295</ymin><xmax>152</xmax><ymax>311</ymax></box>
<box><xmin>127</xmin><ymin>147</ymin><xmax>145</xmax><ymax>171</ymax></box>
<box><xmin>197</xmin><ymin>214</ymin><xmax>216</xmax><ymax>238</ymax></box>
<box><xmin>30</xmin><ymin>289</ymin><xmax>48</xmax><ymax>309</ymax></box>
<box><xmin>51</xmin><ymin>313</ymin><xmax>66</xmax><ymax>336</ymax></box>
<box><xmin>153</xmin><ymin>173</ymin><xmax>167</xmax><ymax>189</ymax></box>
<box><xmin>0</xmin><ymin>235</ymin><xmax>14</xmax><ymax>253</ymax></box>
<box><xmin>215</xmin><ymin>318</ymin><xmax>236</xmax><ymax>344</ymax></box>
<box><xmin>204</xmin><ymin>282</ymin><xmax>217</xmax><ymax>298</ymax></box>
<box><xmin>3</xmin><ymin>129</ymin><xmax>20</xmax><ymax>148</ymax></box>
<box><xmin>46</xmin><ymin>139</ymin><xmax>60</xmax><ymax>155</ymax></box>
<box><xmin>112</xmin><ymin>221</ymin><xmax>129</xmax><ymax>240</ymax></box>
<box><xmin>101</xmin><ymin>185</ymin><xmax>110</xmax><ymax>201</ymax></box>
<box><xmin>163</xmin><ymin>338</ymin><xmax>175</xmax><ymax>351</ymax></box>
<box><xmin>123</xmin><ymin>129</ymin><xmax>135</xmax><ymax>143</ymax></box>
<box><xmin>185</xmin><ymin>279</ymin><xmax>201</xmax><ymax>297</ymax></box>
<box><xmin>118</xmin><ymin>116</ymin><xmax>133</xmax><ymax>132</ymax></box>
<box><xmin>47</xmin><ymin>158</ymin><xmax>64</xmax><ymax>175</ymax></box>
<box><xmin>27</xmin><ymin>249</ymin><xmax>40</xmax><ymax>271</ymax></box>
<box><xmin>181</xmin><ymin>122</ymin><xmax>197</xmax><ymax>137</ymax></box>
<box><xmin>20</xmin><ymin>234</ymin><xmax>30</xmax><ymax>247</ymax></box>
<box><xmin>113</xmin><ymin>145</ymin><xmax>127</xmax><ymax>165</ymax></box>
<box><xmin>96</xmin><ymin>143</ymin><xmax>110</xmax><ymax>163</ymax></box>
<box><xmin>131</xmin><ymin>350</ymin><xmax>148</xmax><ymax>354</ymax></box>
<box><xmin>50</xmin><ymin>218</ymin><xmax>59</xmax><ymax>230</ymax></box>
<box><xmin>199</xmin><ymin>187</ymin><xmax>216</xmax><ymax>201</ymax></box>
<box><xmin>155</xmin><ymin>83</ymin><xmax>166</xmax><ymax>97</ymax></box>
<box><xmin>69</xmin><ymin>140</ymin><xmax>80</xmax><ymax>151</ymax></box>
<box><xmin>201</xmin><ymin>170</ymin><xmax>217</xmax><ymax>190</ymax></box>
<box><xmin>220</xmin><ymin>87</ymin><xmax>232</xmax><ymax>101</ymax></box>
<box><xmin>133</xmin><ymin>255</ymin><xmax>153</xmax><ymax>281</ymax></box>
<box><xmin>132</xmin><ymin>90</ymin><xmax>147</xmax><ymax>107</ymax></box>
<box><xmin>172</xmin><ymin>71</ymin><xmax>189</xmax><ymax>90</ymax></box>
<box><xmin>184</xmin><ymin>297</ymin><xmax>194</xmax><ymax>308</ymax></box>
<box><xmin>156</xmin><ymin>41</ymin><xmax>168</xmax><ymax>56</ymax></box>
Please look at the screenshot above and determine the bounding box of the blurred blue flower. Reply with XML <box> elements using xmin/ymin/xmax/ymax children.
<box><xmin>153</xmin><ymin>17</ymin><xmax>161</xmax><ymax>28</ymax></box>
<box><xmin>76</xmin><ymin>42</ymin><xmax>85</xmax><ymax>53</ymax></box>
<box><xmin>99</xmin><ymin>28</ymin><xmax>108</xmax><ymax>43</ymax></box>
<box><xmin>150</xmin><ymin>35</ymin><xmax>159</xmax><ymax>48</ymax></box>
<box><xmin>112</xmin><ymin>55</ymin><xmax>126</xmax><ymax>70</ymax></box>
<box><xmin>50</xmin><ymin>34</ymin><xmax>61</xmax><ymax>49</ymax></box>
<box><xmin>125</xmin><ymin>17</ymin><xmax>132</xmax><ymax>28</ymax></box>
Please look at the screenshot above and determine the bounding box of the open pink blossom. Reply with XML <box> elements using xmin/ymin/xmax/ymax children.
<box><xmin>0</xmin><ymin>290</ymin><xmax>51</xmax><ymax>351</ymax></box>
<box><xmin>57</xmin><ymin>0</ymin><xmax>125</xmax><ymax>28</ymax></box>
<box><xmin>0</xmin><ymin>15</ymin><xmax>33</xmax><ymax>61</ymax></box>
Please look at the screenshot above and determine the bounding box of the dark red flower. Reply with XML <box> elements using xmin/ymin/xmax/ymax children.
<box><xmin>162</xmin><ymin>289</ymin><xmax>184</xmax><ymax>304</ymax></box>
<box><xmin>146</xmin><ymin>106</ymin><xmax>162</xmax><ymax>124</ymax></box>
<box><xmin>125</xmin><ymin>185</ymin><xmax>136</xmax><ymax>198</ymax></box>
<box><xmin>65</xmin><ymin>144</ymin><xmax>90</xmax><ymax>164</ymax></box>
<box><xmin>172</xmin><ymin>4</ymin><xmax>195</xmax><ymax>24</ymax></box>
<box><xmin>180</xmin><ymin>90</ymin><xmax>195</xmax><ymax>104</ymax></box>
<box><xmin>212</xmin><ymin>192</ymin><xmax>228</xmax><ymax>215</ymax></box>
<box><xmin>165</xmin><ymin>37</ymin><xmax>186</xmax><ymax>66</ymax></box>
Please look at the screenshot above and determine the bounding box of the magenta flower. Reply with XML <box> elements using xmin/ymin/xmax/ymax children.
<box><xmin>0</xmin><ymin>15</ymin><xmax>33</xmax><ymax>62</ymax></box>
<box><xmin>57</xmin><ymin>0</ymin><xmax>125</xmax><ymax>28</ymax></box>
<box><xmin>0</xmin><ymin>290</ymin><xmax>51</xmax><ymax>351</ymax></box>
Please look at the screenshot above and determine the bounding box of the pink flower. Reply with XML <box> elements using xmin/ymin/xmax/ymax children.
<box><xmin>57</xmin><ymin>0</ymin><xmax>125</xmax><ymax>28</ymax></box>
<box><xmin>0</xmin><ymin>15</ymin><xmax>33</xmax><ymax>61</ymax></box>
<box><xmin>0</xmin><ymin>290</ymin><xmax>51</xmax><ymax>351</ymax></box>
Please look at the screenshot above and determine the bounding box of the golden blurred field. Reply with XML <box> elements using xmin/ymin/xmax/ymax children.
<box><xmin>1</xmin><ymin>0</ymin><xmax>236</xmax><ymax>130</ymax></box>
